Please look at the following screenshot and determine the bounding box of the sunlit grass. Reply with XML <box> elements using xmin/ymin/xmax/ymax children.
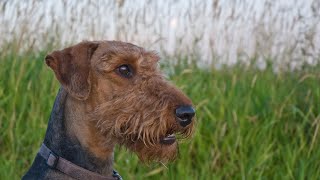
<box><xmin>0</xmin><ymin>54</ymin><xmax>320</xmax><ymax>179</ymax></box>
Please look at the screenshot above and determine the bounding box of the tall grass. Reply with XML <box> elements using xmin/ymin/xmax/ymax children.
<box><xmin>1</xmin><ymin>53</ymin><xmax>320</xmax><ymax>179</ymax></box>
<box><xmin>1</xmin><ymin>0</ymin><xmax>320</xmax><ymax>68</ymax></box>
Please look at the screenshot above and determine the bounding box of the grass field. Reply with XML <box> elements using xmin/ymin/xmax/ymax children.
<box><xmin>0</xmin><ymin>53</ymin><xmax>320</xmax><ymax>179</ymax></box>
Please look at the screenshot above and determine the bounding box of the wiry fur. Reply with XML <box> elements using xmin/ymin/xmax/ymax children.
<box><xmin>91</xmin><ymin>76</ymin><xmax>194</xmax><ymax>162</ymax></box>
<box><xmin>87</xmin><ymin>41</ymin><xmax>195</xmax><ymax>162</ymax></box>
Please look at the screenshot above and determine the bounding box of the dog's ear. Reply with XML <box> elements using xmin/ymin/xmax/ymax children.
<box><xmin>45</xmin><ymin>41</ymin><xmax>99</xmax><ymax>100</ymax></box>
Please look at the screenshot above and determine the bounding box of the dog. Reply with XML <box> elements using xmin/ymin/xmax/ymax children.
<box><xmin>23</xmin><ymin>41</ymin><xmax>195</xmax><ymax>179</ymax></box>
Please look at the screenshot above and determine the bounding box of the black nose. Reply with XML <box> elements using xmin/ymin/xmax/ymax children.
<box><xmin>175</xmin><ymin>105</ymin><xmax>195</xmax><ymax>127</ymax></box>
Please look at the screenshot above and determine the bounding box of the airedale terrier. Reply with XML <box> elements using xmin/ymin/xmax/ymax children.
<box><xmin>23</xmin><ymin>41</ymin><xmax>195</xmax><ymax>179</ymax></box>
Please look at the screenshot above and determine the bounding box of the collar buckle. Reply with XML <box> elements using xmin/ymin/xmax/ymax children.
<box><xmin>113</xmin><ymin>170</ymin><xmax>123</xmax><ymax>180</ymax></box>
<box><xmin>46</xmin><ymin>152</ymin><xmax>59</xmax><ymax>168</ymax></box>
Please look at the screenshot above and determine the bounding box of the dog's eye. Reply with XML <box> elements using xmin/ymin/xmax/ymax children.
<box><xmin>116</xmin><ymin>64</ymin><xmax>133</xmax><ymax>78</ymax></box>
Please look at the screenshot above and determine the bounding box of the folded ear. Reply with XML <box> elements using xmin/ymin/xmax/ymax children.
<box><xmin>45</xmin><ymin>41</ymin><xmax>99</xmax><ymax>100</ymax></box>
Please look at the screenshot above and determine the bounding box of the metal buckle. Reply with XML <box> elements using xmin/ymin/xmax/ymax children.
<box><xmin>46</xmin><ymin>152</ymin><xmax>59</xmax><ymax>168</ymax></box>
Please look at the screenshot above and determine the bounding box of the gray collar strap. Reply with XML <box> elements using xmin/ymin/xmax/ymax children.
<box><xmin>38</xmin><ymin>143</ymin><xmax>122</xmax><ymax>180</ymax></box>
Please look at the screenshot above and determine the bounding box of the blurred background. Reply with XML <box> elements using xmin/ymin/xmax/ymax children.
<box><xmin>0</xmin><ymin>0</ymin><xmax>320</xmax><ymax>179</ymax></box>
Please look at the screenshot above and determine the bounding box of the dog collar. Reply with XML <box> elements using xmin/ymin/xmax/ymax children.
<box><xmin>38</xmin><ymin>143</ymin><xmax>122</xmax><ymax>180</ymax></box>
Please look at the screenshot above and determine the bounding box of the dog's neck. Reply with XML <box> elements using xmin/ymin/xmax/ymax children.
<box><xmin>43</xmin><ymin>88</ymin><xmax>114</xmax><ymax>177</ymax></box>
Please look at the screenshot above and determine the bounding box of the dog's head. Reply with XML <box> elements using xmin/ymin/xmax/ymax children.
<box><xmin>46</xmin><ymin>41</ymin><xmax>195</xmax><ymax>162</ymax></box>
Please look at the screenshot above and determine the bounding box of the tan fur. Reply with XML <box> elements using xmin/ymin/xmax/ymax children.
<box><xmin>46</xmin><ymin>41</ymin><xmax>195</xmax><ymax>163</ymax></box>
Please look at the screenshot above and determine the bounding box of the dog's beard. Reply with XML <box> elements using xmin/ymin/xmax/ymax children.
<box><xmin>126</xmin><ymin>139</ymin><xmax>179</xmax><ymax>162</ymax></box>
<box><xmin>90</xmin><ymin>88</ymin><xmax>194</xmax><ymax>162</ymax></box>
